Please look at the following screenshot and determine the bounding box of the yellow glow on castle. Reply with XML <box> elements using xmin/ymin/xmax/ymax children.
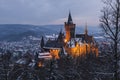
<box><xmin>50</xmin><ymin>48</ymin><xmax>60</xmax><ymax>59</ymax></box>
<box><xmin>65</xmin><ymin>42</ymin><xmax>98</xmax><ymax>57</ymax></box>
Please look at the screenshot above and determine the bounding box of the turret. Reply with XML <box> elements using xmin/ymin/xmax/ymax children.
<box><xmin>57</xmin><ymin>29</ymin><xmax>64</xmax><ymax>42</ymax></box>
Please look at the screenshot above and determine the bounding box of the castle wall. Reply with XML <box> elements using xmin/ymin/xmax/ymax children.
<box><xmin>64</xmin><ymin>22</ymin><xmax>75</xmax><ymax>41</ymax></box>
<box><xmin>65</xmin><ymin>43</ymin><xmax>98</xmax><ymax>57</ymax></box>
<box><xmin>50</xmin><ymin>49</ymin><xmax>60</xmax><ymax>59</ymax></box>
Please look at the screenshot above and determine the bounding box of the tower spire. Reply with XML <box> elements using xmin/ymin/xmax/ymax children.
<box><xmin>85</xmin><ymin>22</ymin><xmax>88</xmax><ymax>35</ymax></box>
<box><xmin>67</xmin><ymin>11</ymin><xmax>73</xmax><ymax>24</ymax></box>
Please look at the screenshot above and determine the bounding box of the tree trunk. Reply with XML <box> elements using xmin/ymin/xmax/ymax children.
<box><xmin>114</xmin><ymin>41</ymin><xmax>119</xmax><ymax>80</ymax></box>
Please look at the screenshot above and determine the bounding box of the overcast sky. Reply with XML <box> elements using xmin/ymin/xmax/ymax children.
<box><xmin>0</xmin><ymin>0</ymin><xmax>103</xmax><ymax>26</ymax></box>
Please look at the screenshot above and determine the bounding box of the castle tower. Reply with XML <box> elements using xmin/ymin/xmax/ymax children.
<box><xmin>57</xmin><ymin>29</ymin><xmax>64</xmax><ymax>42</ymax></box>
<box><xmin>85</xmin><ymin>23</ymin><xmax>88</xmax><ymax>35</ymax></box>
<box><xmin>40</xmin><ymin>36</ymin><xmax>44</xmax><ymax>50</ymax></box>
<box><xmin>64</xmin><ymin>12</ymin><xmax>76</xmax><ymax>41</ymax></box>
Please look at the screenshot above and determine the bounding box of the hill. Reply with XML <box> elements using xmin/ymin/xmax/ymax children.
<box><xmin>0</xmin><ymin>24</ymin><xmax>100</xmax><ymax>41</ymax></box>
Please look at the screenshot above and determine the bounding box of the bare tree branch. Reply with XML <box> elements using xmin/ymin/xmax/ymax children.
<box><xmin>100</xmin><ymin>0</ymin><xmax>120</xmax><ymax>80</ymax></box>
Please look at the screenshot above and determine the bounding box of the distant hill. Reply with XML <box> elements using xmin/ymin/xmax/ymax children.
<box><xmin>0</xmin><ymin>24</ymin><xmax>100</xmax><ymax>41</ymax></box>
<box><xmin>0</xmin><ymin>24</ymin><xmax>61</xmax><ymax>41</ymax></box>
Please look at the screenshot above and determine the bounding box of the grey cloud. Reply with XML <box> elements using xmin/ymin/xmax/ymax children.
<box><xmin>0</xmin><ymin>0</ymin><xmax>102</xmax><ymax>26</ymax></box>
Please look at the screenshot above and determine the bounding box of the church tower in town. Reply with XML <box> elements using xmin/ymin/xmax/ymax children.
<box><xmin>64</xmin><ymin>12</ymin><xmax>76</xmax><ymax>41</ymax></box>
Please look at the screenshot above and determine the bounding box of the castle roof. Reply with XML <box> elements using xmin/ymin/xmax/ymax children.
<box><xmin>76</xmin><ymin>34</ymin><xmax>93</xmax><ymax>43</ymax></box>
<box><xmin>44</xmin><ymin>40</ymin><xmax>63</xmax><ymax>49</ymax></box>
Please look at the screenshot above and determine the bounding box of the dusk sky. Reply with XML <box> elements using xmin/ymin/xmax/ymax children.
<box><xmin>0</xmin><ymin>0</ymin><xmax>103</xmax><ymax>26</ymax></box>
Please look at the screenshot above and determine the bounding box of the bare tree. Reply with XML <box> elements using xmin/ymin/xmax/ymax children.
<box><xmin>100</xmin><ymin>0</ymin><xmax>120</xmax><ymax>79</ymax></box>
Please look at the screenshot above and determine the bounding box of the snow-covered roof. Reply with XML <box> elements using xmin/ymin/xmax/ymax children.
<box><xmin>38</xmin><ymin>55</ymin><xmax>52</xmax><ymax>59</ymax></box>
<box><xmin>43</xmin><ymin>47</ymin><xmax>61</xmax><ymax>49</ymax></box>
<box><xmin>45</xmin><ymin>34</ymin><xmax>58</xmax><ymax>39</ymax></box>
<box><xmin>94</xmin><ymin>36</ymin><xmax>104</xmax><ymax>39</ymax></box>
<box><xmin>38</xmin><ymin>52</ymin><xmax>52</xmax><ymax>59</ymax></box>
<box><xmin>39</xmin><ymin>52</ymin><xmax>50</xmax><ymax>56</ymax></box>
<box><xmin>16</xmin><ymin>59</ymin><xmax>27</xmax><ymax>65</ymax></box>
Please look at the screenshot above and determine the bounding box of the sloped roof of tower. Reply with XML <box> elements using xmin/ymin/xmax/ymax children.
<box><xmin>67</xmin><ymin>11</ymin><xmax>73</xmax><ymax>24</ymax></box>
<box><xmin>57</xmin><ymin>29</ymin><xmax>64</xmax><ymax>42</ymax></box>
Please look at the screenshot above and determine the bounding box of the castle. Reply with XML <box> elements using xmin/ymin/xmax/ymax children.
<box><xmin>40</xmin><ymin>12</ymin><xmax>98</xmax><ymax>59</ymax></box>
